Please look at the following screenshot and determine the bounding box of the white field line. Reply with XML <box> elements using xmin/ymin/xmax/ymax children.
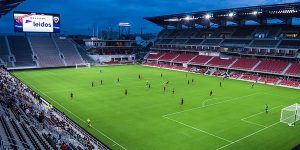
<box><xmin>216</xmin><ymin>121</ymin><xmax>281</xmax><ymax>150</ymax></box>
<box><xmin>241</xmin><ymin>105</ymin><xmax>283</xmax><ymax>121</ymax></box>
<box><xmin>163</xmin><ymin>116</ymin><xmax>232</xmax><ymax>143</ymax></box>
<box><xmin>240</xmin><ymin>119</ymin><xmax>266</xmax><ymax>128</ymax></box>
<box><xmin>17</xmin><ymin>76</ymin><xmax>127</xmax><ymax>150</ymax></box>
<box><xmin>240</xmin><ymin>105</ymin><xmax>283</xmax><ymax>128</ymax></box>
<box><xmin>163</xmin><ymin>92</ymin><xmax>261</xmax><ymax>117</ymax></box>
<box><xmin>202</xmin><ymin>97</ymin><xmax>233</xmax><ymax>107</ymax></box>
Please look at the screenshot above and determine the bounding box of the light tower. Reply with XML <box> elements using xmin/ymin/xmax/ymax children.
<box><xmin>118</xmin><ymin>22</ymin><xmax>131</xmax><ymax>39</ymax></box>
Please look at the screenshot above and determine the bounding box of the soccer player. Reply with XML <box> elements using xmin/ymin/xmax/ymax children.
<box><xmin>101</xmin><ymin>80</ymin><xmax>103</xmax><ymax>85</ymax></box>
<box><xmin>91</xmin><ymin>81</ymin><xmax>94</xmax><ymax>87</ymax></box>
<box><xmin>220</xmin><ymin>81</ymin><xmax>222</xmax><ymax>87</ymax></box>
<box><xmin>117</xmin><ymin>77</ymin><xmax>120</xmax><ymax>83</ymax></box>
<box><xmin>87</xmin><ymin>118</ymin><xmax>91</xmax><ymax>128</ymax></box>
<box><xmin>138</xmin><ymin>75</ymin><xmax>141</xmax><ymax>79</ymax></box>
<box><xmin>125</xmin><ymin>89</ymin><xmax>128</xmax><ymax>96</ymax></box>
<box><xmin>185</xmin><ymin>73</ymin><xmax>187</xmax><ymax>78</ymax></box>
<box><xmin>148</xmin><ymin>84</ymin><xmax>151</xmax><ymax>89</ymax></box>
<box><xmin>210</xmin><ymin>90</ymin><xmax>213</xmax><ymax>96</ymax></box>
<box><xmin>164</xmin><ymin>86</ymin><xmax>166</xmax><ymax>92</ymax></box>
<box><xmin>146</xmin><ymin>80</ymin><xmax>149</xmax><ymax>86</ymax></box>
<box><xmin>172</xmin><ymin>88</ymin><xmax>175</xmax><ymax>94</ymax></box>
<box><xmin>265</xmin><ymin>104</ymin><xmax>269</xmax><ymax>114</ymax></box>
<box><xmin>252</xmin><ymin>83</ymin><xmax>255</xmax><ymax>88</ymax></box>
<box><xmin>100</xmin><ymin>70</ymin><xmax>102</xmax><ymax>73</ymax></box>
<box><xmin>188</xmin><ymin>80</ymin><xmax>190</xmax><ymax>85</ymax></box>
<box><xmin>70</xmin><ymin>92</ymin><xmax>73</xmax><ymax>99</ymax></box>
<box><xmin>192</xmin><ymin>79</ymin><xmax>194</xmax><ymax>83</ymax></box>
<box><xmin>166</xmin><ymin>81</ymin><xmax>169</xmax><ymax>85</ymax></box>
<box><xmin>161</xmin><ymin>73</ymin><xmax>163</xmax><ymax>78</ymax></box>
<box><xmin>181</xmin><ymin>98</ymin><xmax>184</xmax><ymax>105</ymax></box>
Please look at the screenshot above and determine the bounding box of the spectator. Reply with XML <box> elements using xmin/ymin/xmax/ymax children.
<box><xmin>60</xmin><ymin>142</ymin><xmax>68</xmax><ymax>150</ymax></box>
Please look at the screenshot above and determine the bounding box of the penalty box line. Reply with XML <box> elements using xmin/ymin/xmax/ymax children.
<box><xmin>17</xmin><ymin>76</ymin><xmax>128</xmax><ymax>150</ymax></box>
<box><xmin>216</xmin><ymin>121</ymin><xmax>281</xmax><ymax>150</ymax></box>
<box><xmin>163</xmin><ymin>116</ymin><xmax>232</xmax><ymax>143</ymax></box>
<box><xmin>240</xmin><ymin>105</ymin><xmax>283</xmax><ymax>128</ymax></box>
<box><xmin>216</xmin><ymin>105</ymin><xmax>284</xmax><ymax>150</ymax></box>
<box><xmin>161</xmin><ymin>94</ymin><xmax>262</xmax><ymax>145</ymax></box>
<box><xmin>162</xmin><ymin>92</ymin><xmax>261</xmax><ymax>118</ymax></box>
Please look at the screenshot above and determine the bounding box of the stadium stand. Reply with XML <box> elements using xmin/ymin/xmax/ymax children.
<box><xmin>254</xmin><ymin>59</ymin><xmax>289</xmax><ymax>74</ymax></box>
<box><xmin>146</xmin><ymin>52</ymin><xmax>165</xmax><ymax>60</ymax></box>
<box><xmin>241</xmin><ymin>74</ymin><xmax>260</xmax><ymax>81</ymax></box>
<box><xmin>250</xmin><ymin>40</ymin><xmax>280</xmax><ymax>48</ymax></box>
<box><xmin>157</xmin><ymin>39</ymin><xmax>172</xmax><ymax>44</ymax></box>
<box><xmin>230</xmin><ymin>58</ymin><xmax>260</xmax><ymax>70</ymax></box>
<box><xmin>0</xmin><ymin>36</ymin><xmax>12</xmax><ymax>67</ymax></box>
<box><xmin>206</xmin><ymin>57</ymin><xmax>236</xmax><ymax>68</ymax></box>
<box><xmin>0</xmin><ymin>67</ymin><xmax>108</xmax><ymax>149</ymax></box>
<box><xmin>285</xmin><ymin>62</ymin><xmax>300</xmax><ymax>77</ymax></box>
<box><xmin>170</xmin><ymin>39</ymin><xmax>188</xmax><ymax>44</ymax></box>
<box><xmin>202</xmin><ymin>39</ymin><xmax>223</xmax><ymax>45</ymax></box>
<box><xmin>144</xmin><ymin>24</ymin><xmax>300</xmax><ymax>89</ymax></box>
<box><xmin>231</xmin><ymin>26</ymin><xmax>255</xmax><ymax>38</ymax></box>
<box><xmin>76</xmin><ymin>45</ymin><xmax>95</xmax><ymax>63</ymax></box>
<box><xmin>259</xmin><ymin>77</ymin><xmax>279</xmax><ymax>84</ymax></box>
<box><xmin>7</xmin><ymin>36</ymin><xmax>36</xmax><ymax>67</ymax></box>
<box><xmin>173</xmin><ymin>53</ymin><xmax>196</xmax><ymax>63</ymax></box>
<box><xmin>29</xmin><ymin>36</ymin><xmax>65</xmax><ymax>68</ymax></box>
<box><xmin>229</xmin><ymin>72</ymin><xmax>242</xmax><ymax>79</ymax></box>
<box><xmin>158</xmin><ymin>52</ymin><xmax>179</xmax><ymax>62</ymax></box>
<box><xmin>279</xmin><ymin>79</ymin><xmax>300</xmax><ymax>87</ymax></box>
<box><xmin>189</xmin><ymin>55</ymin><xmax>213</xmax><ymax>65</ymax></box>
<box><xmin>53</xmin><ymin>37</ymin><xmax>84</xmax><ymax>66</ymax></box>
<box><xmin>185</xmin><ymin>39</ymin><xmax>204</xmax><ymax>45</ymax></box>
<box><xmin>221</xmin><ymin>39</ymin><xmax>252</xmax><ymax>47</ymax></box>
<box><xmin>278</xmin><ymin>40</ymin><xmax>300</xmax><ymax>49</ymax></box>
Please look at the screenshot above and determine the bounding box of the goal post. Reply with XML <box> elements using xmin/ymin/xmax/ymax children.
<box><xmin>75</xmin><ymin>63</ymin><xmax>91</xmax><ymax>69</ymax></box>
<box><xmin>280</xmin><ymin>104</ymin><xmax>300</xmax><ymax>126</ymax></box>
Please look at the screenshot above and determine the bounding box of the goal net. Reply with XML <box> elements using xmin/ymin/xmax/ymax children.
<box><xmin>280</xmin><ymin>104</ymin><xmax>300</xmax><ymax>126</ymax></box>
<box><xmin>75</xmin><ymin>63</ymin><xmax>91</xmax><ymax>69</ymax></box>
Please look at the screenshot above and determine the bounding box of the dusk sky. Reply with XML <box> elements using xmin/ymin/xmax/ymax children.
<box><xmin>0</xmin><ymin>0</ymin><xmax>299</xmax><ymax>35</ymax></box>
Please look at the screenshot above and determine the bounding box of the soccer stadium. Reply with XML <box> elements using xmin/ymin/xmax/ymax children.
<box><xmin>0</xmin><ymin>0</ymin><xmax>300</xmax><ymax>150</ymax></box>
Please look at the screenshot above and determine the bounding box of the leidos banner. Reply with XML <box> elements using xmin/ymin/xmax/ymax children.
<box><xmin>14</xmin><ymin>11</ymin><xmax>60</xmax><ymax>33</ymax></box>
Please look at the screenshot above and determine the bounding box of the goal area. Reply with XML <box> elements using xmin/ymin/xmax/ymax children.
<box><xmin>75</xmin><ymin>63</ymin><xmax>91</xmax><ymax>69</ymax></box>
<box><xmin>280</xmin><ymin>104</ymin><xmax>300</xmax><ymax>126</ymax></box>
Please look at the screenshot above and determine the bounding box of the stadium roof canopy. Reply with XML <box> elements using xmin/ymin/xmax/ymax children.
<box><xmin>0</xmin><ymin>0</ymin><xmax>25</xmax><ymax>18</ymax></box>
<box><xmin>145</xmin><ymin>2</ymin><xmax>300</xmax><ymax>28</ymax></box>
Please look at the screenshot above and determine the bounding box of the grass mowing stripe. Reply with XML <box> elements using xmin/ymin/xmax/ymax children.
<box><xmin>12</xmin><ymin>65</ymin><xmax>300</xmax><ymax>150</ymax></box>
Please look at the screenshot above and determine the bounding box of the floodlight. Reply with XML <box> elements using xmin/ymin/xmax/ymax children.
<box><xmin>252</xmin><ymin>11</ymin><xmax>258</xmax><ymax>15</ymax></box>
<box><xmin>184</xmin><ymin>16</ymin><xmax>191</xmax><ymax>21</ymax></box>
<box><xmin>205</xmin><ymin>14</ymin><xmax>211</xmax><ymax>19</ymax></box>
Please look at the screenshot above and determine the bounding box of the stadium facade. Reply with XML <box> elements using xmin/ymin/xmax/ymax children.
<box><xmin>144</xmin><ymin>2</ymin><xmax>300</xmax><ymax>89</ymax></box>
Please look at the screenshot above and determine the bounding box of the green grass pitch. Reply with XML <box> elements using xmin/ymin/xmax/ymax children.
<box><xmin>12</xmin><ymin>65</ymin><xmax>300</xmax><ymax>150</ymax></box>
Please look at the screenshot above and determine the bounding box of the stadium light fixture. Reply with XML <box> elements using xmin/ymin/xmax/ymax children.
<box><xmin>252</xmin><ymin>11</ymin><xmax>258</xmax><ymax>15</ymax></box>
<box><xmin>119</xmin><ymin>22</ymin><xmax>131</xmax><ymax>27</ymax></box>
<box><xmin>184</xmin><ymin>15</ymin><xmax>191</xmax><ymax>21</ymax></box>
<box><xmin>228</xmin><ymin>12</ymin><xmax>235</xmax><ymax>17</ymax></box>
<box><xmin>204</xmin><ymin>14</ymin><xmax>211</xmax><ymax>19</ymax></box>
